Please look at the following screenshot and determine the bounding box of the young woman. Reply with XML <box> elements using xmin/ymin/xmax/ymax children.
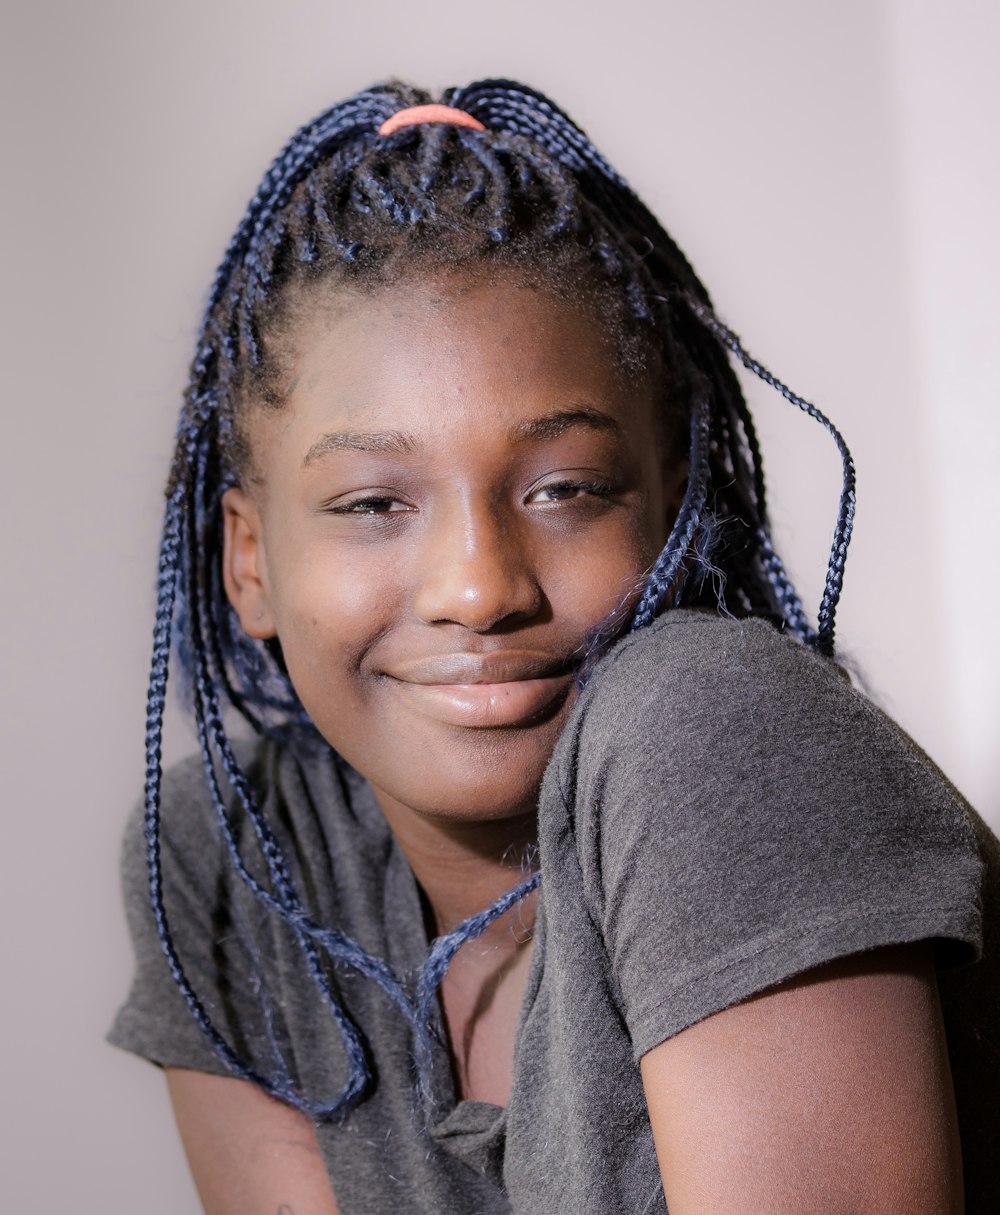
<box><xmin>109</xmin><ymin>79</ymin><xmax>999</xmax><ymax>1213</ymax></box>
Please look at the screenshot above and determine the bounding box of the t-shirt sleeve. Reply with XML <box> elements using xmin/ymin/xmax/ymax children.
<box><xmin>107</xmin><ymin>750</ymin><xmax>289</xmax><ymax>1077</ymax></box>
<box><xmin>560</xmin><ymin>612</ymin><xmax>985</xmax><ymax>1060</ymax></box>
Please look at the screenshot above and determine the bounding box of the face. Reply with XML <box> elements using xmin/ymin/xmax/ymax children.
<box><xmin>223</xmin><ymin>273</ymin><xmax>678</xmax><ymax>826</ymax></box>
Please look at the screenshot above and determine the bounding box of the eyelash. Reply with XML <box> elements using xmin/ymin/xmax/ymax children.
<box><xmin>324</xmin><ymin>478</ymin><xmax>616</xmax><ymax>518</ymax></box>
<box><xmin>327</xmin><ymin>495</ymin><xmax>412</xmax><ymax>516</ymax></box>
<box><xmin>529</xmin><ymin>478</ymin><xmax>614</xmax><ymax>503</ymax></box>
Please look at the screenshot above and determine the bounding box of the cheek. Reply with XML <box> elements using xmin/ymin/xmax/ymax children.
<box><xmin>265</xmin><ymin>539</ymin><xmax>396</xmax><ymax>692</ymax></box>
<box><xmin>271</xmin><ymin>513</ymin><xmax>661</xmax><ymax>675</ymax></box>
<box><xmin>545</xmin><ymin>512</ymin><xmax>664</xmax><ymax>615</ymax></box>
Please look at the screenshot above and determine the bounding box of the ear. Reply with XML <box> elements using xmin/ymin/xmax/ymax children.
<box><xmin>221</xmin><ymin>487</ymin><xmax>277</xmax><ymax>639</ymax></box>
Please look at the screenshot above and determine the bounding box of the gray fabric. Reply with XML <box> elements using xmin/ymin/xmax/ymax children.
<box><xmin>109</xmin><ymin>609</ymin><xmax>999</xmax><ymax>1213</ymax></box>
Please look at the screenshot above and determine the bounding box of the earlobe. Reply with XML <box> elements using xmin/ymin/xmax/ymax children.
<box><xmin>221</xmin><ymin>487</ymin><xmax>277</xmax><ymax>640</ymax></box>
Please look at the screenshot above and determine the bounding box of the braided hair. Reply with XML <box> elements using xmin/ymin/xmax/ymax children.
<box><xmin>145</xmin><ymin>78</ymin><xmax>856</xmax><ymax>1120</ymax></box>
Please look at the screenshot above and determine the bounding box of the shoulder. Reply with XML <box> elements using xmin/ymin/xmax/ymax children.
<box><xmin>155</xmin><ymin>734</ymin><xmax>326</xmax><ymax>821</ymax></box>
<box><xmin>556</xmin><ymin>609</ymin><xmax>874</xmax><ymax>790</ymax></box>
<box><xmin>123</xmin><ymin>736</ymin><xmax>278</xmax><ymax>860</ymax></box>
<box><xmin>152</xmin><ymin>732</ymin><xmax>370</xmax><ymax>836</ymax></box>
<box><xmin>120</xmin><ymin>733</ymin><xmax>364</xmax><ymax>903</ymax></box>
<box><xmin>549</xmin><ymin>608</ymin><xmax>983</xmax><ymax>961</ymax></box>
<box><xmin>119</xmin><ymin>738</ymin><xmax>269</xmax><ymax>914</ymax></box>
<box><xmin>579</xmin><ymin>607</ymin><xmax>853</xmax><ymax>722</ymax></box>
<box><xmin>538</xmin><ymin>611</ymin><xmax>986</xmax><ymax>1059</ymax></box>
<box><xmin>560</xmin><ymin>608</ymin><xmax>964</xmax><ymax>804</ymax></box>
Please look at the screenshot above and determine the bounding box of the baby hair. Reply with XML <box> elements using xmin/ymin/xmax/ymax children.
<box><xmin>145</xmin><ymin>78</ymin><xmax>856</xmax><ymax>1119</ymax></box>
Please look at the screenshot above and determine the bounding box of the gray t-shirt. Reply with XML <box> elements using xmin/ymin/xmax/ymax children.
<box><xmin>109</xmin><ymin>609</ymin><xmax>999</xmax><ymax>1213</ymax></box>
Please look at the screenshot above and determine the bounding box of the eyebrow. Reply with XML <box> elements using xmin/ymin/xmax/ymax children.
<box><xmin>301</xmin><ymin>406</ymin><xmax>623</xmax><ymax>467</ymax></box>
<box><xmin>511</xmin><ymin>406</ymin><xmax>624</xmax><ymax>443</ymax></box>
<box><xmin>302</xmin><ymin>429</ymin><xmax>417</xmax><ymax>465</ymax></box>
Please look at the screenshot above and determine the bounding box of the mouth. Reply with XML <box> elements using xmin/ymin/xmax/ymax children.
<box><xmin>385</xmin><ymin>651</ymin><xmax>576</xmax><ymax>729</ymax></box>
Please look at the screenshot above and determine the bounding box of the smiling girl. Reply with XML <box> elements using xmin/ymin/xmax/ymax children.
<box><xmin>109</xmin><ymin>80</ymin><xmax>999</xmax><ymax>1213</ymax></box>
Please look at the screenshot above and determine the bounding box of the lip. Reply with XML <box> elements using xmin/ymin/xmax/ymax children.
<box><xmin>385</xmin><ymin>651</ymin><xmax>575</xmax><ymax>728</ymax></box>
<box><xmin>389</xmin><ymin>649</ymin><xmax>569</xmax><ymax>686</ymax></box>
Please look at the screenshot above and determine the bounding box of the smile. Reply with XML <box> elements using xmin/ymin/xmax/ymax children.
<box><xmin>390</xmin><ymin>675</ymin><xmax>573</xmax><ymax>728</ymax></box>
<box><xmin>385</xmin><ymin>652</ymin><xmax>575</xmax><ymax>728</ymax></box>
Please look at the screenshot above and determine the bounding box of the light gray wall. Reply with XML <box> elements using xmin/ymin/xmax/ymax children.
<box><xmin>3</xmin><ymin>2</ymin><xmax>996</xmax><ymax>1209</ymax></box>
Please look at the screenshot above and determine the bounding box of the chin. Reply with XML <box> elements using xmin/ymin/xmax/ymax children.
<box><xmin>362</xmin><ymin>720</ymin><xmax>567</xmax><ymax>825</ymax></box>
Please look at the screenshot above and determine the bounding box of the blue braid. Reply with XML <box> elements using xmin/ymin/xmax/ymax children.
<box><xmin>454</xmin><ymin>129</ymin><xmax>513</xmax><ymax>241</ymax></box>
<box><xmin>147</xmin><ymin>443</ymin><xmax>349</xmax><ymax>1114</ymax></box>
<box><xmin>449</xmin><ymin>81</ymin><xmax>628</xmax><ymax>185</ymax></box>
<box><xmin>411</xmin><ymin>872</ymin><xmax>541</xmax><ymax>1115</ymax></box>
<box><xmin>631</xmin><ymin>391</ymin><xmax>713</xmax><ymax>629</ymax></box>
<box><xmin>186</xmin><ymin>580</ymin><xmax>367</xmax><ymax>1115</ymax></box>
<box><xmin>197</xmin><ymin>91</ymin><xmax>397</xmax><ymax>337</ymax></box>
<box><xmin>680</xmin><ymin>293</ymin><xmax>857</xmax><ymax>656</ymax></box>
<box><xmin>755</xmin><ymin>528</ymin><xmax>818</xmax><ymax>645</ymax></box>
<box><xmin>143</xmin><ymin>490</ymin><xmax>285</xmax><ymax>1097</ymax></box>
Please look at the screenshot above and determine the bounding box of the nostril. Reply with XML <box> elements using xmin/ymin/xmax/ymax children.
<box><xmin>412</xmin><ymin>551</ymin><xmax>542</xmax><ymax>631</ymax></box>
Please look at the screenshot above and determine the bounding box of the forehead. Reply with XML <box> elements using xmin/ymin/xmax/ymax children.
<box><xmin>246</xmin><ymin>272</ymin><xmax>665</xmax><ymax>477</ymax></box>
<box><xmin>321</xmin><ymin>272</ymin><xmax>639</xmax><ymax>389</ymax></box>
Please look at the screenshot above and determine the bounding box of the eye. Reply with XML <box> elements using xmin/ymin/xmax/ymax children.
<box><xmin>326</xmin><ymin>494</ymin><xmax>414</xmax><ymax>515</ymax></box>
<box><xmin>526</xmin><ymin>478</ymin><xmax>614</xmax><ymax>505</ymax></box>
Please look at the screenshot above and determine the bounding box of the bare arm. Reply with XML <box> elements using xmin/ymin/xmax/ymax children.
<box><xmin>640</xmin><ymin>942</ymin><xmax>964</xmax><ymax>1214</ymax></box>
<box><xmin>166</xmin><ymin>1068</ymin><xmax>340</xmax><ymax>1215</ymax></box>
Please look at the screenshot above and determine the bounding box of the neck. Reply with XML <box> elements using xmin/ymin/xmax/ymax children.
<box><xmin>373</xmin><ymin>790</ymin><xmax>538</xmax><ymax>943</ymax></box>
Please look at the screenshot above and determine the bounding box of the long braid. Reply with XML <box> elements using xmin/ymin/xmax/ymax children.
<box><xmin>183</xmin><ymin>470</ymin><xmax>370</xmax><ymax>1115</ymax></box>
<box><xmin>411</xmin><ymin>872</ymin><xmax>541</xmax><ymax>1115</ymax></box>
<box><xmin>146</xmin><ymin>78</ymin><xmax>857</xmax><ymax>1119</ymax></box>
<box><xmin>143</xmin><ymin>486</ymin><xmax>281</xmax><ymax>1091</ymax></box>
<box><xmin>681</xmin><ymin>293</ymin><xmax>857</xmax><ymax>655</ymax></box>
<box><xmin>631</xmin><ymin>391</ymin><xmax>713</xmax><ymax>628</ymax></box>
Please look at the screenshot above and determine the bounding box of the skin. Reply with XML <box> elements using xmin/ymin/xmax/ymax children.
<box><xmin>167</xmin><ymin>272</ymin><xmax>964</xmax><ymax>1214</ymax></box>
<box><xmin>641</xmin><ymin>942</ymin><xmax>964</xmax><ymax>1214</ymax></box>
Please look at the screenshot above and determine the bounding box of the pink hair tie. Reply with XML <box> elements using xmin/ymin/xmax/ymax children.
<box><xmin>378</xmin><ymin>104</ymin><xmax>486</xmax><ymax>137</ymax></box>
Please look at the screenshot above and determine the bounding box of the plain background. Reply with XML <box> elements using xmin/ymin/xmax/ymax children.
<box><xmin>2</xmin><ymin>2</ymin><xmax>997</xmax><ymax>1209</ymax></box>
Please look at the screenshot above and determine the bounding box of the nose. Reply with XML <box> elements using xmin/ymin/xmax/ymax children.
<box><xmin>411</xmin><ymin>498</ymin><xmax>543</xmax><ymax>631</ymax></box>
